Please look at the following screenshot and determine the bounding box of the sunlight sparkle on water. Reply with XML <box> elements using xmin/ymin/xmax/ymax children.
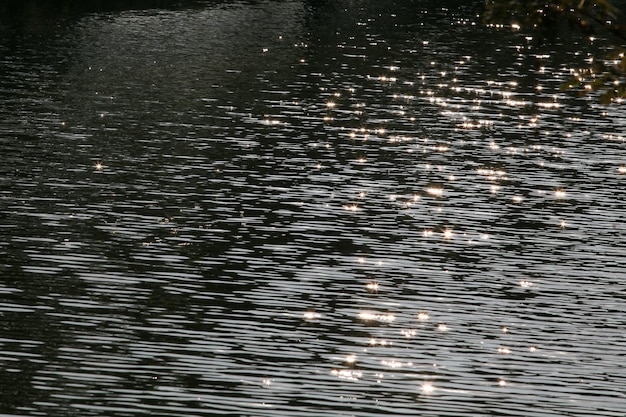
<box><xmin>477</xmin><ymin>168</ymin><xmax>507</xmax><ymax>180</ymax></box>
<box><xmin>331</xmin><ymin>369</ymin><xmax>362</xmax><ymax>381</ymax></box>
<box><xmin>421</xmin><ymin>382</ymin><xmax>435</xmax><ymax>394</ymax></box>
<box><xmin>382</xmin><ymin>359</ymin><xmax>406</xmax><ymax>369</ymax></box>
<box><xmin>94</xmin><ymin>161</ymin><xmax>103</xmax><ymax>171</ymax></box>
<box><xmin>554</xmin><ymin>189</ymin><xmax>567</xmax><ymax>199</ymax></box>
<box><xmin>303</xmin><ymin>311</ymin><xmax>322</xmax><ymax>321</ymax></box>
<box><xmin>401</xmin><ymin>329</ymin><xmax>417</xmax><ymax>338</ymax></box>
<box><xmin>359</xmin><ymin>312</ymin><xmax>395</xmax><ymax>323</ymax></box>
<box><xmin>369</xmin><ymin>338</ymin><xmax>390</xmax><ymax>347</ymax></box>
<box><xmin>366</xmin><ymin>282</ymin><xmax>380</xmax><ymax>293</ymax></box>
<box><xmin>426</xmin><ymin>187</ymin><xmax>443</xmax><ymax>197</ymax></box>
<box><xmin>417</xmin><ymin>312</ymin><xmax>430</xmax><ymax>321</ymax></box>
<box><xmin>537</xmin><ymin>101</ymin><xmax>560</xmax><ymax>109</ymax></box>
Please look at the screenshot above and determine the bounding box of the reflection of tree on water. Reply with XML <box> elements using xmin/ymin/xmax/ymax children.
<box><xmin>485</xmin><ymin>0</ymin><xmax>626</xmax><ymax>103</ymax></box>
<box><xmin>0</xmin><ymin>236</ymin><xmax>83</xmax><ymax>412</ymax></box>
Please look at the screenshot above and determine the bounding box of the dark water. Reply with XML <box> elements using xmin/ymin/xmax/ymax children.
<box><xmin>2</xmin><ymin>1</ymin><xmax>626</xmax><ymax>415</ymax></box>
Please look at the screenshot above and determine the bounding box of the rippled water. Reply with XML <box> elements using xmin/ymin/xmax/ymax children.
<box><xmin>2</xmin><ymin>1</ymin><xmax>626</xmax><ymax>416</ymax></box>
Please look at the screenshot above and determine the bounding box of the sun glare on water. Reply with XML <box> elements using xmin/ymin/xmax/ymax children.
<box><xmin>303</xmin><ymin>311</ymin><xmax>321</xmax><ymax>321</ymax></box>
<box><xmin>417</xmin><ymin>312</ymin><xmax>430</xmax><ymax>321</ymax></box>
<box><xmin>359</xmin><ymin>311</ymin><xmax>395</xmax><ymax>323</ymax></box>
<box><xmin>421</xmin><ymin>382</ymin><xmax>435</xmax><ymax>394</ymax></box>
<box><xmin>426</xmin><ymin>187</ymin><xmax>443</xmax><ymax>197</ymax></box>
<box><xmin>366</xmin><ymin>282</ymin><xmax>380</xmax><ymax>293</ymax></box>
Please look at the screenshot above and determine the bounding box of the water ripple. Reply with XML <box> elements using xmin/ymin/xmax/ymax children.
<box><xmin>1</xmin><ymin>1</ymin><xmax>626</xmax><ymax>416</ymax></box>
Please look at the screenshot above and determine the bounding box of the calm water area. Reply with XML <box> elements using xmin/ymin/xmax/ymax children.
<box><xmin>1</xmin><ymin>0</ymin><xmax>626</xmax><ymax>415</ymax></box>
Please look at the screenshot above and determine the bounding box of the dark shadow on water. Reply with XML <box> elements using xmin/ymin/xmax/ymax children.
<box><xmin>1</xmin><ymin>0</ymin><xmax>195</xmax><ymax>13</ymax></box>
<box><xmin>0</xmin><ymin>0</ymin><xmax>213</xmax><ymax>31</ymax></box>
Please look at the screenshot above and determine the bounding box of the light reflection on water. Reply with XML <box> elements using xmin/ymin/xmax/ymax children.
<box><xmin>2</xmin><ymin>0</ymin><xmax>626</xmax><ymax>416</ymax></box>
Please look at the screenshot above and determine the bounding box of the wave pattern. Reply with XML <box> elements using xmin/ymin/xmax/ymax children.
<box><xmin>1</xmin><ymin>1</ymin><xmax>626</xmax><ymax>416</ymax></box>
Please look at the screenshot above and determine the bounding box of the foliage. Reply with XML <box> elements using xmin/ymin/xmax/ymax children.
<box><xmin>484</xmin><ymin>0</ymin><xmax>626</xmax><ymax>103</ymax></box>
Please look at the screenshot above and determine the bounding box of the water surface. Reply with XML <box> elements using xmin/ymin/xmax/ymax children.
<box><xmin>1</xmin><ymin>1</ymin><xmax>626</xmax><ymax>416</ymax></box>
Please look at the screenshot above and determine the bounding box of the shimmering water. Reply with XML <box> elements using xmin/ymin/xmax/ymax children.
<box><xmin>2</xmin><ymin>1</ymin><xmax>626</xmax><ymax>416</ymax></box>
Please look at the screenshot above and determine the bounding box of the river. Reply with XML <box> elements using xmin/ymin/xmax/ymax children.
<box><xmin>1</xmin><ymin>1</ymin><xmax>626</xmax><ymax>416</ymax></box>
